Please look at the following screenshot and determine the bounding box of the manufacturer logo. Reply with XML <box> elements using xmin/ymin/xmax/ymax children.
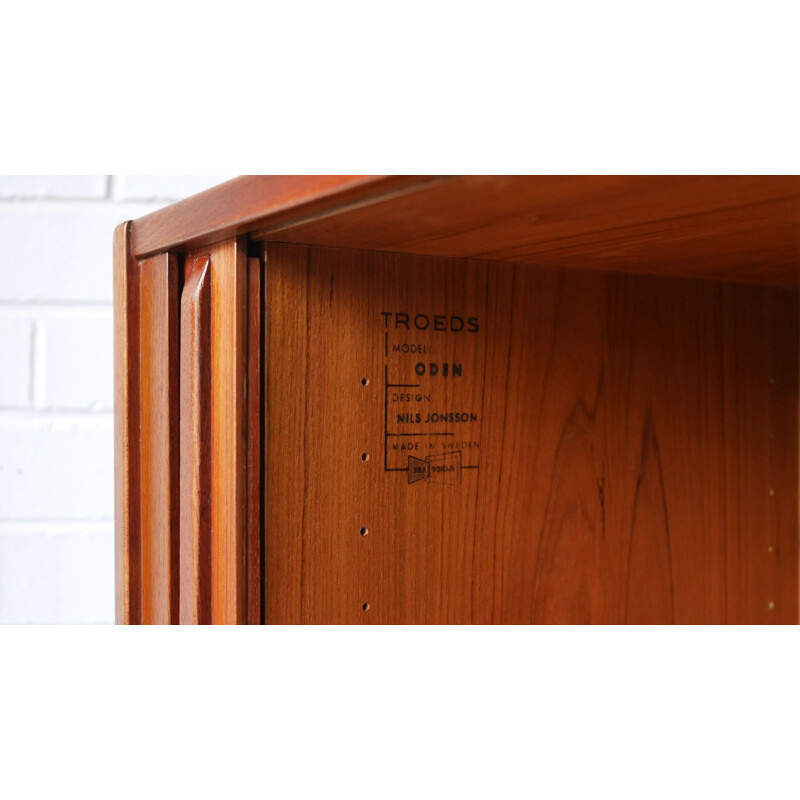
<box><xmin>408</xmin><ymin>451</ymin><xmax>463</xmax><ymax>486</ymax></box>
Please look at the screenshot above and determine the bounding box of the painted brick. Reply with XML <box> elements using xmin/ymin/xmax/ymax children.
<box><xmin>0</xmin><ymin>202</ymin><xmax>166</xmax><ymax>303</ymax></box>
<box><xmin>40</xmin><ymin>314</ymin><xmax>113</xmax><ymax>410</ymax></box>
<box><xmin>0</xmin><ymin>176</ymin><xmax>222</xmax><ymax>623</ymax></box>
<box><xmin>0</xmin><ymin>416</ymin><xmax>113</xmax><ymax>520</ymax></box>
<box><xmin>0</xmin><ymin>320</ymin><xmax>32</xmax><ymax>407</ymax></box>
<box><xmin>113</xmin><ymin>175</ymin><xmax>235</xmax><ymax>201</ymax></box>
<box><xmin>0</xmin><ymin>529</ymin><xmax>114</xmax><ymax>623</ymax></box>
<box><xmin>0</xmin><ymin>175</ymin><xmax>109</xmax><ymax>200</ymax></box>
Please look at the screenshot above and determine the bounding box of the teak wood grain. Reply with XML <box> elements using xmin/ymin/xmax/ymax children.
<box><xmin>246</xmin><ymin>257</ymin><xmax>263</xmax><ymax>625</ymax></box>
<box><xmin>131</xmin><ymin>175</ymin><xmax>431</xmax><ymax>259</ymax></box>
<box><xmin>138</xmin><ymin>253</ymin><xmax>180</xmax><ymax>624</ymax></box>
<box><xmin>189</xmin><ymin>238</ymin><xmax>250</xmax><ymax>624</ymax></box>
<box><xmin>116</xmin><ymin>176</ymin><xmax>800</xmax><ymax>626</ymax></box>
<box><xmin>115</xmin><ymin>234</ymin><xmax>261</xmax><ymax>624</ymax></box>
<box><xmin>264</xmin><ymin>244</ymin><xmax>798</xmax><ymax>624</ymax></box>
<box><xmin>179</xmin><ymin>255</ymin><xmax>212</xmax><ymax>624</ymax></box>
<box><xmin>257</xmin><ymin>176</ymin><xmax>800</xmax><ymax>286</ymax></box>
<box><xmin>113</xmin><ymin>222</ymin><xmax>141</xmax><ymax>624</ymax></box>
<box><xmin>131</xmin><ymin>175</ymin><xmax>800</xmax><ymax>285</ymax></box>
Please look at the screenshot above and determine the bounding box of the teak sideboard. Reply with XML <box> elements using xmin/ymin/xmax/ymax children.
<box><xmin>114</xmin><ymin>176</ymin><xmax>800</xmax><ymax>624</ymax></box>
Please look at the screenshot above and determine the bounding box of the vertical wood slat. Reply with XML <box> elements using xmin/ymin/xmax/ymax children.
<box><xmin>139</xmin><ymin>253</ymin><xmax>180</xmax><ymax>624</ymax></box>
<box><xmin>178</xmin><ymin>241</ymin><xmax>261</xmax><ymax>624</ymax></box>
<box><xmin>212</xmin><ymin>237</ymin><xmax>246</xmax><ymax>624</ymax></box>
<box><xmin>183</xmin><ymin>238</ymin><xmax>249</xmax><ymax>624</ymax></box>
<box><xmin>114</xmin><ymin>222</ymin><xmax>141</xmax><ymax>624</ymax></box>
<box><xmin>246</xmin><ymin>257</ymin><xmax>262</xmax><ymax>624</ymax></box>
<box><xmin>179</xmin><ymin>255</ymin><xmax>212</xmax><ymax>624</ymax></box>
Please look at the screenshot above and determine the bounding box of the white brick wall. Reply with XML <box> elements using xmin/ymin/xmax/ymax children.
<box><xmin>0</xmin><ymin>176</ymin><xmax>109</xmax><ymax>200</ymax></box>
<box><xmin>0</xmin><ymin>175</ymin><xmax>235</xmax><ymax>624</ymax></box>
<box><xmin>112</xmin><ymin>175</ymin><xmax>233</xmax><ymax>202</ymax></box>
<box><xmin>0</xmin><ymin>320</ymin><xmax>33</xmax><ymax>406</ymax></box>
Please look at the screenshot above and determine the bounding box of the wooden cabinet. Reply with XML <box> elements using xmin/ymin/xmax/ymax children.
<box><xmin>114</xmin><ymin>176</ymin><xmax>799</xmax><ymax>624</ymax></box>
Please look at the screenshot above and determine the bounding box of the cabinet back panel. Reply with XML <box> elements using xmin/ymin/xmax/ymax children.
<box><xmin>264</xmin><ymin>244</ymin><xmax>798</xmax><ymax>624</ymax></box>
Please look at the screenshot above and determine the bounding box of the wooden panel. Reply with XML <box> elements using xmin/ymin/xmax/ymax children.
<box><xmin>257</xmin><ymin>176</ymin><xmax>800</xmax><ymax>286</ymax></box>
<box><xmin>129</xmin><ymin>175</ymin><xmax>800</xmax><ymax>285</ymax></box>
<box><xmin>263</xmin><ymin>244</ymin><xmax>304</xmax><ymax>622</ymax></box>
<box><xmin>721</xmin><ymin>284</ymin><xmax>800</xmax><ymax>621</ymax></box>
<box><xmin>264</xmin><ymin>244</ymin><xmax>799</xmax><ymax>624</ymax></box>
<box><xmin>177</xmin><ymin>245</ymin><xmax>261</xmax><ymax>625</ymax></box>
<box><xmin>246</xmin><ymin>257</ymin><xmax>263</xmax><ymax>624</ymax></box>
<box><xmin>113</xmin><ymin>221</ymin><xmax>141</xmax><ymax>624</ymax></box>
<box><xmin>139</xmin><ymin>253</ymin><xmax>180</xmax><ymax>624</ymax></box>
<box><xmin>131</xmin><ymin>175</ymin><xmax>431</xmax><ymax>259</ymax></box>
<box><xmin>186</xmin><ymin>238</ymin><xmax>249</xmax><ymax>624</ymax></box>
<box><xmin>179</xmin><ymin>255</ymin><xmax>212</xmax><ymax>624</ymax></box>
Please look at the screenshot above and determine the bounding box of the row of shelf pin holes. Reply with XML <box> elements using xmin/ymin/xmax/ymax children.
<box><xmin>355</xmin><ymin>377</ymin><xmax>782</xmax><ymax>616</ymax></box>
<box><xmin>767</xmin><ymin>376</ymin><xmax>776</xmax><ymax>613</ymax></box>
<box><xmin>361</xmin><ymin>377</ymin><xmax>370</xmax><ymax>613</ymax></box>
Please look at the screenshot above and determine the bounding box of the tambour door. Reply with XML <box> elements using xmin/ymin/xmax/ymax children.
<box><xmin>115</xmin><ymin>229</ymin><xmax>262</xmax><ymax>624</ymax></box>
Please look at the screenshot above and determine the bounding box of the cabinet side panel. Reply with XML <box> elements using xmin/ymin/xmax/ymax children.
<box><xmin>113</xmin><ymin>222</ymin><xmax>141</xmax><ymax>624</ymax></box>
<box><xmin>264</xmin><ymin>244</ymin><xmax>799</xmax><ymax>624</ymax></box>
<box><xmin>722</xmin><ymin>284</ymin><xmax>799</xmax><ymax>623</ymax></box>
<box><xmin>139</xmin><ymin>253</ymin><xmax>180</xmax><ymax>624</ymax></box>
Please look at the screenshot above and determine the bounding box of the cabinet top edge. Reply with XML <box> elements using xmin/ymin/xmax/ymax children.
<box><xmin>129</xmin><ymin>175</ymin><xmax>442</xmax><ymax>259</ymax></box>
<box><xmin>127</xmin><ymin>175</ymin><xmax>800</xmax><ymax>285</ymax></box>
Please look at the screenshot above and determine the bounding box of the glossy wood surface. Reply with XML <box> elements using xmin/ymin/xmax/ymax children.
<box><xmin>138</xmin><ymin>253</ymin><xmax>180</xmax><ymax>624</ymax></box>
<box><xmin>131</xmin><ymin>175</ymin><xmax>431</xmax><ymax>259</ymax></box>
<box><xmin>116</xmin><ymin>177</ymin><xmax>800</xmax><ymax>625</ymax></box>
<box><xmin>201</xmin><ymin>237</ymin><xmax>249</xmax><ymax>623</ymax></box>
<box><xmin>264</xmin><ymin>244</ymin><xmax>798</xmax><ymax>623</ymax></box>
<box><xmin>115</xmin><ymin>234</ymin><xmax>262</xmax><ymax>624</ymax></box>
<box><xmin>257</xmin><ymin>176</ymin><xmax>800</xmax><ymax>286</ymax></box>
<box><xmin>132</xmin><ymin>175</ymin><xmax>800</xmax><ymax>286</ymax></box>
<box><xmin>179</xmin><ymin>255</ymin><xmax>212</xmax><ymax>624</ymax></box>
<box><xmin>246</xmin><ymin>257</ymin><xmax>263</xmax><ymax>624</ymax></box>
<box><xmin>113</xmin><ymin>222</ymin><xmax>141</xmax><ymax>624</ymax></box>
